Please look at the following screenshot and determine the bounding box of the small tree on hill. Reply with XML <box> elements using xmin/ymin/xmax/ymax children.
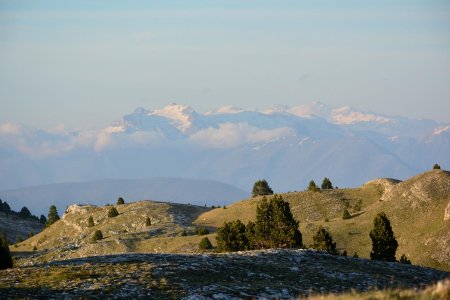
<box><xmin>91</xmin><ymin>230</ymin><xmax>103</xmax><ymax>242</ymax></box>
<box><xmin>199</xmin><ymin>237</ymin><xmax>213</xmax><ymax>251</ymax></box>
<box><xmin>321</xmin><ymin>177</ymin><xmax>333</xmax><ymax>190</ymax></box>
<box><xmin>0</xmin><ymin>232</ymin><xmax>13</xmax><ymax>270</ymax></box>
<box><xmin>19</xmin><ymin>206</ymin><xmax>32</xmax><ymax>219</ymax></box>
<box><xmin>216</xmin><ymin>220</ymin><xmax>248</xmax><ymax>252</ymax></box>
<box><xmin>252</xmin><ymin>179</ymin><xmax>274</xmax><ymax>197</ymax></box>
<box><xmin>370</xmin><ymin>212</ymin><xmax>398</xmax><ymax>262</ymax></box>
<box><xmin>108</xmin><ymin>207</ymin><xmax>119</xmax><ymax>218</ymax></box>
<box><xmin>399</xmin><ymin>254</ymin><xmax>411</xmax><ymax>264</ymax></box>
<box><xmin>39</xmin><ymin>215</ymin><xmax>47</xmax><ymax>224</ymax></box>
<box><xmin>196</xmin><ymin>227</ymin><xmax>209</xmax><ymax>235</ymax></box>
<box><xmin>433</xmin><ymin>163</ymin><xmax>441</xmax><ymax>170</ymax></box>
<box><xmin>88</xmin><ymin>216</ymin><xmax>94</xmax><ymax>227</ymax></box>
<box><xmin>46</xmin><ymin>205</ymin><xmax>60</xmax><ymax>227</ymax></box>
<box><xmin>311</xmin><ymin>227</ymin><xmax>338</xmax><ymax>255</ymax></box>
<box><xmin>307</xmin><ymin>180</ymin><xmax>320</xmax><ymax>192</ymax></box>
<box><xmin>117</xmin><ymin>197</ymin><xmax>125</xmax><ymax>205</ymax></box>
<box><xmin>253</xmin><ymin>195</ymin><xmax>302</xmax><ymax>249</ymax></box>
<box><xmin>145</xmin><ymin>217</ymin><xmax>151</xmax><ymax>226</ymax></box>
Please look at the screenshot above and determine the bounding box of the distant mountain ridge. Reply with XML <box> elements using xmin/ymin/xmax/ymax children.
<box><xmin>0</xmin><ymin>102</ymin><xmax>449</xmax><ymax>192</ymax></box>
<box><xmin>0</xmin><ymin>178</ymin><xmax>248</xmax><ymax>216</ymax></box>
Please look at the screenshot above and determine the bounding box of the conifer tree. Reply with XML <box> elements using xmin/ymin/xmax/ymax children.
<box><xmin>311</xmin><ymin>226</ymin><xmax>338</xmax><ymax>255</ymax></box>
<box><xmin>117</xmin><ymin>197</ymin><xmax>125</xmax><ymax>205</ymax></box>
<box><xmin>145</xmin><ymin>217</ymin><xmax>151</xmax><ymax>226</ymax></box>
<box><xmin>370</xmin><ymin>212</ymin><xmax>398</xmax><ymax>262</ymax></box>
<box><xmin>91</xmin><ymin>230</ymin><xmax>103</xmax><ymax>242</ymax></box>
<box><xmin>342</xmin><ymin>209</ymin><xmax>351</xmax><ymax>220</ymax></box>
<box><xmin>433</xmin><ymin>163</ymin><xmax>441</xmax><ymax>170</ymax></box>
<box><xmin>108</xmin><ymin>207</ymin><xmax>119</xmax><ymax>218</ymax></box>
<box><xmin>0</xmin><ymin>232</ymin><xmax>13</xmax><ymax>270</ymax></box>
<box><xmin>399</xmin><ymin>254</ymin><xmax>411</xmax><ymax>264</ymax></box>
<box><xmin>19</xmin><ymin>206</ymin><xmax>32</xmax><ymax>219</ymax></box>
<box><xmin>88</xmin><ymin>216</ymin><xmax>94</xmax><ymax>227</ymax></box>
<box><xmin>321</xmin><ymin>177</ymin><xmax>333</xmax><ymax>189</ymax></box>
<box><xmin>252</xmin><ymin>179</ymin><xmax>274</xmax><ymax>197</ymax></box>
<box><xmin>307</xmin><ymin>180</ymin><xmax>320</xmax><ymax>192</ymax></box>
<box><xmin>39</xmin><ymin>215</ymin><xmax>47</xmax><ymax>224</ymax></box>
<box><xmin>46</xmin><ymin>205</ymin><xmax>60</xmax><ymax>227</ymax></box>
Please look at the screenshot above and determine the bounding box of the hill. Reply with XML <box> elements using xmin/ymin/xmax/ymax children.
<box><xmin>2</xmin><ymin>250</ymin><xmax>448</xmax><ymax>298</ymax></box>
<box><xmin>194</xmin><ymin>169</ymin><xmax>450</xmax><ymax>270</ymax></box>
<box><xmin>0</xmin><ymin>211</ymin><xmax>43</xmax><ymax>243</ymax></box>
<box><xmin>0</xmin><ymin>177</ymin><xmax>248</xmax><ymax>216</ymax></box>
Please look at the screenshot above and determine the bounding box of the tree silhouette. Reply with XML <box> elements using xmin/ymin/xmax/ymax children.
<box><xmin>370</xmin><ymin>212</ymin><xmax>398</xmax><ymax>262</ymax></box>
<box><xmin>311</xmin><ymin>226</ymin><xmax>338</xmax><ymax>255</ymax></box>
<box><xmin>199</xmin><ymin>237</ymin><xmax>213</xmax><ymax>251</ymax></box>
<box><xmin>88</xmin><ymin>216</ymin><xmax>94</xmax><ymax>227</ymax></box>
<box><xmin>252</xmin><ymin>179</ymin><xmax>274</xmax><ymax>197</ymax></box>
<box><xmin>321</xmin><ymin>177</ymin><xmax>333</xmax><ymax>189</ymax></box>
<box><xmin>117</xmin><ymin>197</ymin><xmax>125</xmax><ymax>205</ymax></box>
<box><xmin>307</xmin><ymin>180</ymin><xmax>320</xmax><ymax>192</ymax></box>
<box><xmin>46</xmin><ymin>205</ymin><xmax>60</xmax><ymax>227</ymax></box>
<box><xmin>108</xmin><ymin>207</ymin><xmax>119</xmax><ymax>218</ymax></box>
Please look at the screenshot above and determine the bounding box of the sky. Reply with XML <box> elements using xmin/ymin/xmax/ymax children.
<box><xmin>1</xmin><ymin>0</ymin><xmax>450</xmax><ymax>130</ymax></box>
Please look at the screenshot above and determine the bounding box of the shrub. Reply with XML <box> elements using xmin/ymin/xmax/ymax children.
<box><xmin>342</xmin><ymin>209</ymin><xmax>351</xmax><ymax>220</ymax></box>
<box><xmin>88</xmin><ymin>216</ymin><xmax>94</xmax><ymax>227</ymax></box>
<box><xmin>145</xmin><ymin>217</ymin><xmax>151</xmax><ymax>226</ymax></box>
<box><xmin>370</xmin><ymin>212</ymin><xmax>398</xmax><ymax>262</ymax></box>
<box><xmin>399</xmin><ymin>254</ymin><xmax>412</xmax><ymax>264</ymax></box>
<box><xmin>181</xmin><ymin>230</ymin><xmax>188</xmax><ymax>236</ymax></box>
<box><xmin>196</xmin><ymin>227</ymin><xmax>209</xmax><ymax>236</ymax></box>
<box><xmin>216</xmin><ymin>220</ymin><xmax>248</xmax><ymax>252</ymax></box>
<box><xmin>311</xmin><ymin>226</ymin><xmax>338</xmax><ymax>255</ymax></box>
<box><xmin>199</xmin><ymin>237</ymin><xmax>213</xmax><ymax>251</ymax></box>
<box><xmin>252</xmin><ymin>179</ymin><xmax>274</xmax><ymax>197</ymax></box>
<box><xmin>433</xmin><ymin>163</ymin><xmax>441</xmax><ymax>170</ymax></box>
<box><xmin>91</xmin><ymin>230</ymin><xmax>103</xmax><ymax>242</ymax></box>
<box><xmin>353</xmin><ymin>252</ymin><xmax>359</xmax><ymax>258</ymax></box>
<box><xmin>117</xmin><ymin>197</ymin><xmax>125</xmax><ymax>205</ymax></box>
<box><xmin>0</xmin><ymin>233</ymin><xmax>13</xmax><ymax>270</ymax></box>
<box><xmin>108</xmin><ymin>207</ymin><xmax>119</xmax><ymax>218</ymax></box>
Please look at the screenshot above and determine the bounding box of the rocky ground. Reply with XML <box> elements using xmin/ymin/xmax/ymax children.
<box><xmin>1</xmin><ymin>249</ymin><xmax>448</xmax><ymax>299</ymax></box>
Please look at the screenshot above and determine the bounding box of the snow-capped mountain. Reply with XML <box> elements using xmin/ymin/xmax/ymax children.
<box><xmin>0</xmin><ymin>103</ymin><xmax>448</xmax><ymax>194</ymax></box>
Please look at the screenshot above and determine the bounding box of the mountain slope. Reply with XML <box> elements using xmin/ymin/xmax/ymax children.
<box><xmin>0</xmin><ymin>178</ymin><xmax>248</xmax><ymax>216</ymax></box>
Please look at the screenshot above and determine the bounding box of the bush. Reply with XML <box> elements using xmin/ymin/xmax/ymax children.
<box><xmin>196</xmin><ymin>227</ymin><xmax>210</xmax><ymax>236</ymax></box>
<box><xmin>117</xmin><ymin>197</ymin><xmax>125</xmax><ymax>205</ymax></box>
<box><xmin>199</xmin><ymin>237</ymin><xmax>213</xmax><ymax>251</ymax></box>
<box><xmin>370</xmin><ymin>212</ymin><xmax>398</xmax><ymax>262</ymax></box>
<box><xmin>311</xmin><ymin>226</ymin><xmax>338</xmax><ymax>255</ymax></box>
<box><xmin>433</xmin><ymin>163</ymin><xmax>441</xmax><ymax>170</ymax></box>
<box><xmin>399</xmin><ymin>254</ymin><xmax>412</xmax><ymax>264</ymax></box>
<box><xmin>252</xmin><ymin>179</ymin><xmax>274</xmax><ymax>197</ymax></box>
<box><xmin>342</xmin><ymin>209</ymin><xmax>351</xmax><ymax>220</ymax></box>
<box><xmin>108</xmin><ymin>207</ymin><xmax>119</xmax><ymax>218</ymax></box>
<box><xmin>145</xmin><ymin>217</ymin><xmax>151</xmax><ymax>226</ymax></box>
<box><xmin>91</xmin><ymin>230</ymin><xmax>103</xmax><ymax>242</ymax></box>
<box><xmin>216</xmin><ymin>220</ymin><xmax>248</xmax><ymax>252</ymax></box>
<box><xmin>181</xmin><ymin>229</ymin><xmax>188</xmax><ymax>236</ymax></box>
<box><xmin>88</xmin><ymin>216</ymin><xmax>94</xmax><ymax>227</ymax></box>
<box><xmin>353</xmin><ymin>252</ymin><xmax>359</xmax><ymax>258</ymax></box>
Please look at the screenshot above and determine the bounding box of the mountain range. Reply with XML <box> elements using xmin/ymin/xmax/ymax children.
<box><xmin>1</xmin><ymin>102</ymin><xmax>449</xmax><ymax>195</ymax></box>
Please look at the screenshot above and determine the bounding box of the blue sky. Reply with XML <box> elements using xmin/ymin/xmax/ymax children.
<box><xmin>1</xmin><ymin>0</ymin><xmax>449</xmax><ymax>129</ymax></box>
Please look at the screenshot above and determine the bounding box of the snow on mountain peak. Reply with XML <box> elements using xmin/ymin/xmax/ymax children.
<box><xmin>150</xmin><ymin>103</ymin><xmax>195</xmax><ymax>132</ymax></box>
<box><xmin>260</xmin><ymin>104</ymin><xmax>291</xmax><ymax>115</ymax></box>
<box><xmin>205</xmin><ymin>106</ymin><xmax>246</xmax><ymax>115</ymax></box>
<box><xmin>331</xmin><ymin>106</ymin><xmax>392</xmax><ymax>125</ymax></box>
<box><xmin>433</xmin><ymin>125</ymin><xmax>450</xmax><ymax>135</ymax></box>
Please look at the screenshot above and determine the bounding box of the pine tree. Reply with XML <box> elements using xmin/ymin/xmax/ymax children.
<box><xmin>252</xmin><ymin>179</ymin><xmax>274</xmax><ymax>197</ymax></box>
<box><xmin>311</xmin><ymin>226</ymin><xmax>338</xmax><ymax>255</ymax></box>
<box><xmin>253</xmin><ymin>195</ymin><xmax>302</xmax><ymax>249</ymax></box>
<box><xmin>370</xmin><ymin>212</ymin><xmax>398</xmax><ymax>262</ymax></box>
<box><xmin>145</xmin><ymin>217</ymin><xmax>151</xmax><ymax>226</ymax></box>
<box><xmin>307</xmin><ymin>180</ymin><xmax>320</xmax><ymax>192</ymax></box>
<box><xmin>19</xmin><ymin>206</ymin><xmax>32</xmax><ymax>219</ymax></box>
<box><xmin>88</xmin><ymin>216</ymin><xmax>94</xmax><ymax>227</ymax></box>
<box><xmin>216</xmin><ymin>220</ymin><xmax>248</xmax><ymax>252</ymax></box>
<box><xmin>117</xmin><ymin>197</ymin><xmax>125</xmax><ymax>205</ymax></box>
<box><xmin>39</xmin><ymin>215</ymin><xmax>47</xmax><ymax>224</ymax></box>
<box><xmin>0</xmin><ymin>232</ymin><xmax>13</xmax><ymax>270</ymax></box>
<box><xmin>199</xmin><ymin>237</ymin><xmax>213</xmax><ymax>251</ymax></box>
<box><xmin>91</xmin><ymin>230</ymin><xmax>103</xmax><ymax>242</ymax></box>
<box><xmin>108</xmin><ymin>207</ymin><xmax>119</xmax><ymax>218</ymax></box>
<box><xmin>433</xmin><ymin>163</ymin><xmax>441</xmax><ymax>170</ymax></box>
<box><xmin>46</xmin><ymin>205</ymin><xmax>60</xmax><ymax>227</ymax></box>
<box><xmin>321</xmin><ymin>177</ymin><xmax>333</xmax><ymax>189</ymax></box>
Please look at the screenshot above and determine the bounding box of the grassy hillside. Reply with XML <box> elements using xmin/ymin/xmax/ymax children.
<box><xmin>195</xmin><ymin>169</ymin><xmax>450</xmax><ymax>270</ymax></box>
